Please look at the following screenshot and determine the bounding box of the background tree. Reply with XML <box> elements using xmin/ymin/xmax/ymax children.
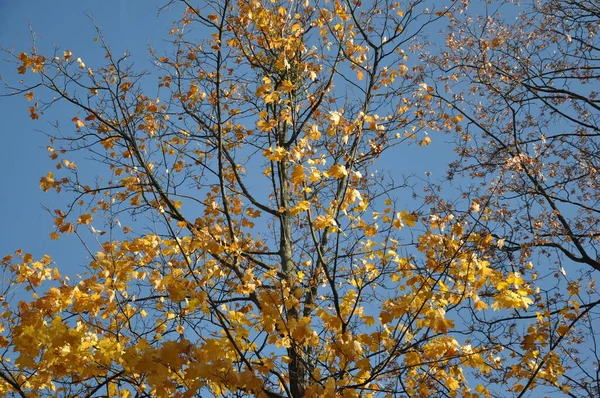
<box><xmin>428</xmin><ymin>0</ymin><xmax>600</xmax><ymax>396</ymax></box>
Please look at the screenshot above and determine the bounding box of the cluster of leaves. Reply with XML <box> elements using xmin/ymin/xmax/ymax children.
<box><xmin>0</xmin><ymin>0</ymin><xmax>598</xmax><ymax>397</ymax></box>
<box><xmin>426</xmin><ymin>0</ymin><xmax>600</xmax><ymax>396</ymax></box>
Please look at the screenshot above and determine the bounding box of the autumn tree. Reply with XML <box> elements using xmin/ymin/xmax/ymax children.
<box><xmin>426</xmin><ymin>0</ymin><xmax>600</xmax><ymax>396</ymax></box>
<box><xmin>0</xmin><ymin>0</ymin><xmax>587</xmax><ymax>397</ymax></box>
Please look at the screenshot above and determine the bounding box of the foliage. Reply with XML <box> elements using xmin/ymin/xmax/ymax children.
<box><xmin>0</xmin><ymin>0</ymin><xmax>598</xmax><ymax>397</ymax></box>
<box><xmin>427</xmin><ymin>0</ymin><xmax>600</xmax><ymax>396</ymax></box>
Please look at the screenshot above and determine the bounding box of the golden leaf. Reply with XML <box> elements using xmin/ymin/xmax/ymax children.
<box><xmin>58</xmin><ymin>222</ymin><xmax>75</xmax><ymax>234</ymax></box>
<box><xmin>307</xmin><ymin>124</ymin><xmax>321</xmax><ymax>140</ymax></box>
<box><xmin>312</xmin><ymin>215</ymin><xmax>335</xmax><ymax>230</ymax></box>
<box><xmin>329</xmin><ymin>111</ymin><xmax>342</xmax><ymax>126</ymax></box>
<box><xmin>280</xmin><ymin>80</ymin><xmax>295</xmax><ymax>93</ymax></box>
<box><xmin>72</xmin><ymin>117</ymin><xmax>85</xmax><ymax>128</ymax></box>
<box><xmin>289</xmin><ymin>201</ymin><xmax>310</xmax><ymax>216</ymax></box>
<box><xmin>63</xmin><ymin>160</ymin><xmax>77</xmax><ymax>169</ymax></box>
<box><xmin>291</xmin><ymin>164</ymin><xmax>305</xmax><ymax>185</ymax></box>
<box><xmin>77</xmin><ymin>213</ymin><xmax>93</xmax><ymax>225</ymax></box>
<box><xmin>328</xmin><ymin>164</ymin><xmax>348</xmax><ymax>179</ymax></box>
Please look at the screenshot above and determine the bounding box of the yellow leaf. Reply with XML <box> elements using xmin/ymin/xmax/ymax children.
<box><xmin>446</xmin><ymin>378</ymin><xmax>460</xmax><ymax>391</ymax></box>
<box><xmin>173</xmin><ymin>161</ymin><xmax>184</xmax><ymax>172</ymax></box>
<box><xmin>363</xmin><ymin>222</ymin><xmax>378</xmax><ymax>237</ymax></box>
<box><xmin>434</xmin><ymin>308</ymin><xmax>454</xmax><ymax>334</ymax></box>
<box><xmin>307</xmin><ymin>168</ymin><xmax>321</xmax><ymax>183</ymax></box>
<box><xmin>246</xmin><ymin>208</ymin><xmax>261</xmax><ymax>218</ymax></box>
<box><xmin>256</xmin><ymin>119</ymin><xmax>272</xmax><ymax>132</ymax></box>
<box><xmin>280</xmin><ymin>80</ymin><xmax>295</xmax><ymax>93</ymax></box>
<box><xmin>419</xmin><ymin>136</ymin><xmax>431</xmax><ymax>146</ymax></box>
<box><xmin>328</xmin><ymin>164</ymin><xmax>348</xmax><ymax>179</ymax></box>
<box><xmin>307</xmin><ymin>124</ymin><xmax>321</xmax><ymax>140</ymax></box>
<box><xmin>72</xmin><ymin>117</ymin><xmax>85</xmax><ymax>128</ymax></box>
<box><xmin>312</xmin><ymin>215</ymin><xmax>335</xmax><ymax>230</ymax></box>
<box><xmin>263</xmin><ymin>146</ymin><xmax>287</xmax><ymax>161</ymax></box>
<box><xmin>264</xmin><ymin>92</ymin><xmax>279</xmax><ymax>104</ymax></box>
<box><xmin>329</xmin><ymin>111</ymin><xmax>342</xmax><ymax>126</ymax></box>
<box><xmin>567</xmin><ymin>282</ymin><xmax>579</xmax><ymax>296</ymax></box>
<box><xmin>291</xmin><ymin>164</ymin><xmax>305</xmax><ymax>185</ymax></box>
<box><xmin>357</xmin><ymin>69</ymin><xmax>364</xmax><ymax>80</ymax></box>
<box><xmin>492</xmin><ymin>290</ymin><xmax>533</xmax><ymax>310</ymax></box>
<box><xmin>24</xmin><ymin>92</ymin><xmax>34</xmax><ymax>101</ymax></box>
<box><xmin>63</xmin><ymin>160</ymin><xmax>77</xmax><ymax>169</ymax></box>
<box><xmin>289</xmin><ymin>201</ymin><xmax>310</xmax><ymax>216</ymax></box>
<box><xmin>398</xmin><ymin>211</ymin><xmax>417</xmax><ymax>227</ymax></box>
<box><xmin>39</xmin><ymin>172</ymin><xmax>55</xmax><ymax>192</ymax></box>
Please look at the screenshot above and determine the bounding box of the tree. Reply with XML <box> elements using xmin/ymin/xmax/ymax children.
<box><xmin>427</xmin><ymin>0</ymin><xmax>600</xmax><ymax>396</ymax></box>
<box><xmin>0</xmin><ymin>0</ymin><xmax>593</xmax><ymax>397</ymax></box>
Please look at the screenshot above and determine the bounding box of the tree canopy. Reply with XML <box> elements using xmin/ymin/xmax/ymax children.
<box><xmin>1</xmin><ymin>0</ymin><xmax>599</xmax><ymax>397</ymax></box>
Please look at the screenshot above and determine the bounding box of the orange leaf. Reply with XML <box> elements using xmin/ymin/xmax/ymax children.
<box><xmin>29</xmin><ymin>107</ymin><xmax>39</xmax><ymax>119</ymax></box>
<box><xmin>58</xmin><ymin>223</ymin><xmax>75</xmax><ymax>234</ymax></box>
<box><xmin>77</xmin><ymin>213</ymin><xmax>93</xmax><ymax>225</ymax></box>
<box><xmin>72</xmin><ymin>117</ymin><xmax>85</xmax><ymax>128</ymax></box>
